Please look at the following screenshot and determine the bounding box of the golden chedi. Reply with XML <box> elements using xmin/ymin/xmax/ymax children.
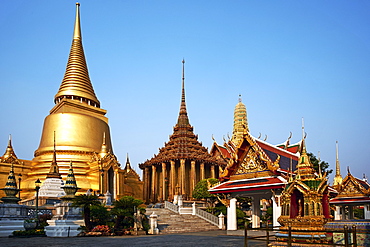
<box><xmin>19</xmin><ymin>3</ymin><xmax>143</xmax><ymax>200</ymax></box>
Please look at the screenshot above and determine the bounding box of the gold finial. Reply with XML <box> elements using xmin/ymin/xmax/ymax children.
<box><xmin>333</xmin><ymin>141</ymin><xmax>343</xmax><ymax>187</ymax></box>
<box><xmin>47</xmin><ymin>131</ymin><xmax>61</xmax><ymax>179</ymax></box>
<box><xmin>182</xmin><ymin>59</ymin><xmax>185</xmax><ymax>91</ymax></box>
<box><xmin>301</xmin><ymin>117</ymin><xmax>305</xmax><ymax>140</ymax></box>
<box><xmin>74</xmin><ymin>3</ymin><xmax>81</xmax><ymax>40</ymax></box>
<box><xmin>318</xmin><ymin>151</ymin><xmax>322</xmax><ymax>178</ymax></box>
<box><xmin>177</xmin><ymin>59</ymin><xmax>190</xmax><ymax>126</ymax></box>
<box><xmin>238</xmin><ymin>94</ymin><xmax>242</xmax><ymax>103</ymax></box>
<box><xmin>289</xmin><ymin>157</ymin><xmax>293</xmax><ymax>182</ymax></box>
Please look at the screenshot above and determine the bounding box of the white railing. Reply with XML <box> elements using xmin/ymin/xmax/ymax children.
<box><xmin>164</xmin><ymin>201</ymin><xmax>219</xmax><ymax>227</ymax></box>
<box><xmin>164</xmin><ymin>201</ymin><xmax>179</xmax><ymax>213</ymax></box>
<box><xmin>194</xmin><ymin>207</ymin><xmax>219</xmax><ymax>226</ymax></box>
<box><xmin>179</xmin><ymin>208</ymin><xmax>192</xmax><ymax>214</ymax></box>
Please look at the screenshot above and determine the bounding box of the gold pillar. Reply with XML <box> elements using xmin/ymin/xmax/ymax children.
<box><xmin>200</xmin><ymin>163</ymin><xmax>205</xmax><ymax>180</ymax></box>
<box><xmin>162</xmin><ymin>162</ymin><xmax>167</xmax><ymax>201</ymax></box>
<box><xmin>143</xmin><ymin>166</ymin><xmax>150</xmax><ymax>202</ymax></box>
<box><xmin>151</xmin><ymin>165</ymin><xmax>157</xmax><ymax>202</ymax></box>
<box><xmin>190</xmin><ymin>160</ymin><xmax>196</xmax><ymax>197</ymax></box>
<box><xmin>170</xmin><ymin>160</ymin><xmax>175</xmax><ymax>199</ymax></box>
<box><xmin>211</xmin><ymin>165</ymin><xmax>215</xmax><ymax>178</ymax></box>
<box><xmin>114</xmin><ymin>168</ymin><xmax>118</xmax><ymax>199</ymax></box>
<box><xmin>180</xmin><ymin>159</ymin><xmax>185</xmax><ymax>195</ymax></box>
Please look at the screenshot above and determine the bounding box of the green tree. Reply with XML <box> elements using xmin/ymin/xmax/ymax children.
<box><xmin>72</xmin><ymin>194</ymin><xmax>101</xmax><ymax>231</ymax></box>
<box><xmin>111</xmin><ymin>196</ymin><xmax>144</xmax><ymax>231</ymax></box>
<box><xmin>91</xmin><ymin>204</ymin><xmax>112</xmax><ymax>227</ymax></box>
<box><xmin>307</xmin><ymin>152</ymin><xmax>333</xmax><ymax>175</ymax></box>
<box><xmin>192</xmin><ymin>178</ymin><xmax>219</xmax><ymax>208</ymax></box>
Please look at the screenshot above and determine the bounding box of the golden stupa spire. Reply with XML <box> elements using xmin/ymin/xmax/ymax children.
<box><xmin>54</xmin><ymin>3</ymin><xmax>100</xmax><ymax>108</ymax></box>
<box><xmin>2</xmin><ymin>134</ymin><xmax>17</xmax><ymax>160</ymax></box>
<box><xmin>177</xmin><ymin>59</ymin><xmax>190</xmax><ymax>127</ymax></box>
<box><xmin>295</xmin><ymin>118</ymin><xmax>315</xmax><ymax>180</ymax></box>
<box><xmin>231</xmin><ymin>94</ymin><xmax>248</xmax><ymax>145</ymax></box>
<box><xmin>333</xmin><ymin>141</ymin><xmax>343</xmax><ymax>187</ymax></box>
<box><xmin>99</xmin><ymin>132</ymin><xmax>108</xmax><ymax>158</ymax></box>
<box><xmin>124</xmin><ymin>153</ymin><xmax>132</xmax><ymax>173</ymax></box>
<box><xmin>46</xmin><ymin>131</ymin><xmax>62</xmax><ymax>179</ymax></box>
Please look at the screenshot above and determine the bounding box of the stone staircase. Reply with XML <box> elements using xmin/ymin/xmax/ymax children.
<box><xmin>145</xmin><ymin>208</ymin><xmax>220</xmax><ymax>234</ymax></box>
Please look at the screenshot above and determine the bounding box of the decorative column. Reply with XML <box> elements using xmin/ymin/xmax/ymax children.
<box><xmin>334</xmin><ymin>206</ymin><xmax>341</xmax><ymax>220</ymax></box>
<box><xmin>200</xmin><ymin>163</ymin><xmax>205</xmax><ymax>180</ymax></box>
<box><xmin>151</xmin><ymin>165</ymin><xmax>157</xmax><ymax>202</ymax></box>
<box><xmin>210</xmin><ymin>165</ymin><xmax>215</xmax><ymax>178</ymax></box>
<box><xmin>190</xmin><ymin>160</ymin><xmax>196</xmax><ymax>197</ymax></box>
<box><xmin>162</xmin><ymin>162</ymin><xmax>167</xmax><ymax>201</ymax></box>
<box><xmin>365</xmin><ymin>205</ymin><xmax>370</xmax><ymax>219</ymax></box>
<box><xmin>348</xmin><ymin>205</ymin><xmax>354</xmax><ymax>219</ymax></box>
<box><xmin>251</xmin><ymin>196</ymin><xmax>261</xmax><ymax>228</ymax></box>
<box><xmin>227</xmin><ymin>198</ymin><xmax>237</xmax><ymax>231</ymax></box>
<box><xmin>144</xmin><ymin>167</ymin><xmax>149</xmax><ymax>202</ymax></box>
<box><xmin>271</xmin><ymin>194</ymin><xmax>281</xmax><ymax>227</ymax></box>
<box><xmin>170</xmin><ymin>160</ymin><xmax>175</xmax><ymax>200</ymax></box>
<box><xmin>180</xmin><ymin>159</ymin><xmax>185</xmax><ymax>196</ymax></box>
<box><xmin>114</xmin><ymin>169</ymin><xmax>118</xmax><ymax>200</ymax></box>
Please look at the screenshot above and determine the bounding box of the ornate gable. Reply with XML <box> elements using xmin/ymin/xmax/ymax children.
<box><xmin>220</xmin><ymin>129</ymin><xmax>280</xmax><ymax>181</ymax></box>
<box><xmin>337</xmin><ymin>172</ymin><xmax>370</xmax><ymax>198</ymax></box>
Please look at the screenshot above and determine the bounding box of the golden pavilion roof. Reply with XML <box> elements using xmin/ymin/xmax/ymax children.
<box><xmin>54</xmin><ymin>3</ymin><xmax>100</xmax><ymax>108</ymax></box>
<box><xmin>139</xmin><ymin>60</ymin><xmax>225</xmax><ymax>167</ymax></box>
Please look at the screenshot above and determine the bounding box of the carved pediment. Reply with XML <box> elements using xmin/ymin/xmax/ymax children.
<box><xmin>235</xmin><ymin>150</ymin><xmax>267</xmax><ymax>174</ymax></box>
<box><xmin>89</xmin><ymin>152</ymin><xmax>121</xmax><ymax>169</ymax></box>
<box><xmin>340</xmin><ymin>180</ymin><xmax>363</xmax><ymax>196</ymax></box>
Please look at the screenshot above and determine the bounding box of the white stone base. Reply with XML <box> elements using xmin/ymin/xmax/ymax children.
<box><xmin>0</xmin><ymin>219</ymin><xmax>25</xmax><ymax>237</ymax></box>
<box><xmin>45</xmin><ymin>219</ymin><xmax>84</xmax><ymax>237</ymax></box>
<box><xmin>148</xmin><ymin>227</ymin><xmax>159</xmax><ymax>235</ymax></box>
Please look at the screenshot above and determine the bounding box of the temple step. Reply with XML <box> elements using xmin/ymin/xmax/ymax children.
<box><xmin>145</xmin><ymin>208</ymin><xmax>219</xmax><ymax>234</ymax></box>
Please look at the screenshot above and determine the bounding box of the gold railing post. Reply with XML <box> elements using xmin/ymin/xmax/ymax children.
<box><xmin>288</xmin><ymin>226</ymin><xmax>292</xmax><ymax>247</ymax></box>
<box><xmin>352</xmin><ymin>225</ymin><xmax>357</xmax><ymax>247</ymax></box>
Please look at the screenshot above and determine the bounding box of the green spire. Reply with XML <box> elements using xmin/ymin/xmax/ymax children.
<box><xmin>62</xmin><ymin>161</ymin><xmax>79</xmax><ymax>198</ymax></box>
<box><xmin>1</xmin><ymin>164</ymin><xmax>21</xmax><ymax>204</ymax></box>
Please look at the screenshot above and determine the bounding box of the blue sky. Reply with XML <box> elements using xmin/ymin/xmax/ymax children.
<box><xmin>1</xmin><ymin>1</ymin><xmax>369</xmax><ymax>183</ymax></box>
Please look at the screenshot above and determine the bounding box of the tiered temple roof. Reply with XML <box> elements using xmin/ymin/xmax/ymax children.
<box><xmin>139</xmin><ymin>60</ymin><xmax>225</xmax><ymax>168</ymax></box>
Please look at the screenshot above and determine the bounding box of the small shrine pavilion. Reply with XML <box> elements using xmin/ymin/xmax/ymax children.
<box><xmin>274</xmin><ymin>137</ymin><xmax>331</xmax><ymax>244</ymax></box>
